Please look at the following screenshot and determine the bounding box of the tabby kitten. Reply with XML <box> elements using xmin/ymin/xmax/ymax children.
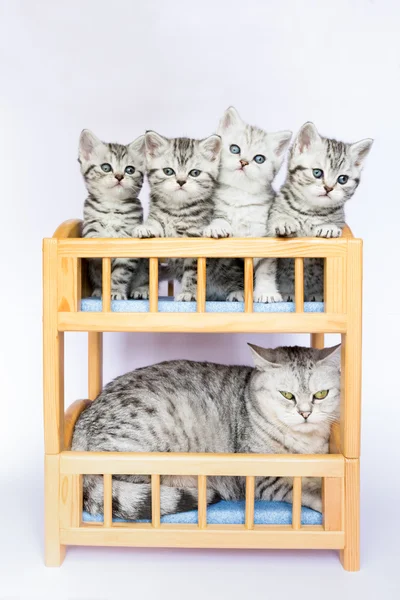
<box><xmin>72</xmin><ymin>344</ymin><xmax>341</xmax><ymax>520</ymax></box>
<box><xmin>133</xmin><ymin>133</ymin><xmax>223</xmax><ymax>301</ymax></box>
<box><xmin>80</xmin><ymin>130</ymin><xmax>149</xmax><ymax>300</ymax></box>
<box><xmin>203</xmin><ymin>107</ymin><xmax>292</xmax><ymax>302</ymax></box>
<box><xmin>266</xmin><ymin>122</ymin><xmax>373</xmax><ymax>301</ymax></box>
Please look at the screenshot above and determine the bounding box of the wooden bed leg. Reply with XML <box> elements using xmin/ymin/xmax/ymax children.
<box><xmin>44</xmin><ymin>454</ymin><xmax>66</xmax><ymax>567</ymax></box>
<box><xmin>340</xmin><ymin>458</ymin><xmax>360</xmax><ymax>571</ymax></box>
<box><xmin>310</xmin><ymin>333</ymin><xmax>324</xmax><ymax>349</ymax></box>
<box><xmin>88</xmin><ymin>332</ymin><xmax>103</xmax><ymax>400</ymax></box>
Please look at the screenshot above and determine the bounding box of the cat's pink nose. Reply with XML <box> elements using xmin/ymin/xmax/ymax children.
<box><xmin>115</xmin><ymin>173</ymin><xmax>124</xmax><ymax>181</ymax></box>
<box><xmin>240</xmin><ymin>159</ymin><xmax>249</xmax><ymax>168</ymax></box>
<box><xmin>299</xmin><ymin>411</ymin><xmax>311</xmax><ymax>420</ymax></box>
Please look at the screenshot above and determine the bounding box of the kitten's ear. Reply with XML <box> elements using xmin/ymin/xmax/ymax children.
<box><xmin>217</xmin><ymin>106</ymin><xmax>243</xmax><ymax>133</ymax></box>
<box><xmin>270</xmin><ymin>131</ymin><xmax>293</xmax><ymax>157</ymax></box>
<box><xmin>349</xmin><ymin>138</ymin><xmax>373</xmax><ymax>167</ymax></box>
<box><xmin>294</xmin><ymin>122</ymin><xmax>322</xmax><ymax>153</ymax></box>
<box><xmin>145</xmin><ymin>131</ymin><xmax>169</xmax><ymax>158</ymax></box>
<box><xmin>199</xmin><ymin>134</ymin><xmax>222</xmax><ymax>162</ymax></box>
<box><xmin>128</xmin><ymin>134</ymin><xmax>145</xmax><ymax>155</ymax></box>
<box><xmin>317</xmin><ymin>344</ymin><xmax>341</xmax><ymax>369</ymax></box>
<box><xmin>248</xmin><ymin>344</ymin><xmax>281</xmax><ymax>371</ymax></box>
<box><xmin>79</xmin><ymin>129</ymin><xmax>101</xmax><ymax>161</ymax></box>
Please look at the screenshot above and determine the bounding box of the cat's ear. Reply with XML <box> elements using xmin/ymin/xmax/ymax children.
<box><xmin>317</xmin><ymin>344</ymin><xmax>341</xmax><ymax>369</ymax></box>
<box><xmin>145</xmin><ymin>131</ymin><xmax>169</xmax><ymax>158</ymax></box>
<box><xmin>294</xmin><ymin>122</ymin><xmax>322</xmax><ymax>154</ymax></box>
<box><xmin>248</xmin><ymin>344</ymin><xmax>281</xmax><ymax>371</ymax></box>
<box><xmin>270</xmin><ymin>131</ymin><xmax>293</xmax><ymax>157</ymax></box>
<box><xmin>199</xmin><ymin>134</ymin><xmax>222</xmax><ymax>162</ymax></box>
<box><xmin>218</xmin><ymin>106</ymin><xmax>243</xmax><ymax>133</ymax></box>
<box><xmin>79</xmin><ymin>129</ymin><xmax>101</xmax><ymax>161</ymax></box>
<box><xmin>349</xmin><ymin>138</ymin><xmax>373</xmax><ymax>167</ymax></box>
<box><xmin>128</xmin><ymin>134</ymin><xmax>145</xmax><ymax>155</ymax></box>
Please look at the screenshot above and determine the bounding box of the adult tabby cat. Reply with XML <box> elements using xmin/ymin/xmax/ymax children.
<box><xmin>72</xmin><ymin>344</ymin><xmax>341</xmax><ymax>519</ymax></box>
<box><xmin>80</xmin><ymin>130</ymin><xmax>149</xmax><ymax>300</ymax></box>
<box><xmin>133</xmin><ymin>132</ymin><xmax>243</xmax><ymax>301</ymax></box>
<box><xmin>267</xmin><ymin>122</ymin><xmax>373</xmax><ymax>301</ymax></box>
<box><xmin>203</xmin><ymin>107</ymin><xmax>292</xmax><ymax>302</ymax></box>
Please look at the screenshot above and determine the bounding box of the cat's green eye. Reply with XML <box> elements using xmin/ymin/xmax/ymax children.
<box><xmin>101</xmin><ymin>163</ymin><xmax>112</xmax><ymax>173</ymax></box>
<box><xmin>230</xmin><ymin>144</ymin><xmax>240</xmax><ymax>154</ymax></box>
<box><xmin>280</xmin><ymin>391</ymin><xmax>295</xmax><ymax>401</ymax></box>
<box><xmin>189</xmin><ymin>169</ymin><xmax>201</xmax><ymax>177</ymax></box>
<box><xmin>337</xmin><ymin>174</ymin><xmax>348</xmax><ymax>185</ymax></box>
<box><xmin>313</xmin><ymin>168</ymin><xmax>323</xmax><ymax>179</ymax></box>
<box><xmin>313</xmin><ymin>390</ymin><xmax>329</xmax><ymax>400</ymax></box>
<box><xmin>163</xmin><ymin>168</ymin><xmax>175</xmax><ymax>176</ymax></box>
<box><xmin>254</xmin><ymin>154</ymin><xmax>266</xmax><ymax>164</ymax></box>
<box><xmin>125</xmin><ymin>166</ymin><xmax>135</xmax><ymax>175</ymax></box>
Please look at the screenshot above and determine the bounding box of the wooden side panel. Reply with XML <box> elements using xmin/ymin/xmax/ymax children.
<box><xmin>323</xmin><ymin>477</ymin><xmax>343</xmax><ymax>531</ymax></box>
<box><xmin>340</xmin><ymin>458</ymin><xmax>360</xmax><ymax>571</ymax></box>
<box><xmin>325</xmin><ymin>257</ymin><xmax>346</xmax><ymax>314</ymax></box>
<box><xmin>60</xmin><ymin>473</ymin><xmax>82</xmax><ymax>530</ymax></box>
<box><xmin>44</xmin><ymin>455</ymin><xmax>66</xmax><ymax>566</ymax></box>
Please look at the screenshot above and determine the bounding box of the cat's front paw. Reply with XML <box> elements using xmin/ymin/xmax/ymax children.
<box><xmin>270</xmin><ymin>218</ymin><xmax>299</xmax><ymax>237</ymax></box>
<box><xmin>306</xmin><ymin>294</ymin><xmax>324</xmax><ymax>302</ymax></box>
<box><xmin>175</xmin><ymin>292</ymin><xmax>196</xmax><ymax>302</ymax></box>
<box><xmin>111</xmin><ymin>291</ymin><xmax>127</xmax><ymax>300</ymax></box>
<box><xmin>227</xmin><ymin>290</ymin><xmax>245</xmax><ymax>302</ymax></box>
<box><xmin>254</xmin><ymin>292</ymin><xmax>283</xmax><ymax>303</ymax></box>
<box><xmin>203</xmin><ymin>224</ymin><xmax>232</xmax><ymax>239</ymax></box>
<box><xmin>130</xmin><ymin>286</ymin><xmax>149</xmax><ymax>300</ymax></box>
<box><xmin>133</xmin><ymin>224</ymin><xmax>161</xmax><ymax>239</ymax></box>
<box><xmin>313</xmin><ymin>224</ymin><xmax>342</xmax><ymax>238</ymax></box>
<box><xmin>91</xmin><ymin>288</ymin><xmax>101</xmax><ymax>298</ymax></box>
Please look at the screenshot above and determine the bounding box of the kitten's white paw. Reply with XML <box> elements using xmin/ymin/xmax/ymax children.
<box><xmin>306</xmin><ymin>294</ymin><xmax>324</xmax><ymax>302</ymax></box>
<box><xmin>91</xmin><ymin>289</ymin><xmax>101</xmax><ymax>298</ymax></box>
<box><xmin>130</xmin><ymin>286</ymin><xmax>149</xmax><ymax>300</ymax></box>
<box><xmin>133</xmin><ymin>225</ymin><xmax>160</xmax><ymax>239</ymax></box>
<box><xmin>111</xmin><ymin>292</ymin><xmax>127</xmax><ymax>300</ymax></box>
<box><xmin>227</xmin><ymin>290</ymin><xmax>245</xmax><ymax>302</ymax></box>
<box><xmin>203</xmin><ymin>225</ymin><xmax>232</xmax><ymax>239</ymax></box>
<box><xmin>270</xmin><ymin>218</ymin><xmax>298</xmax><ymax>237</ymax></box>
<box><xmin>254</xmin><ymin>292</ymin><xmax>283</xmax><ymax>303</ymax></box>
<box><xmin>175</xmin><ymin>292</ymin><xmax>196</xmax><ymax>302</ymax></box>
<box><xmin>313</xmin><ymin>225</ymin><xmax>342</xmax><ymax>238</ymax></box>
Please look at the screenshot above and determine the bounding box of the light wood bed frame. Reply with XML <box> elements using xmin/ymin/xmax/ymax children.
<box><xmin>43</xmin><ymin>220</ymin><xmax>362</xmax><ymax>570</ymax></box>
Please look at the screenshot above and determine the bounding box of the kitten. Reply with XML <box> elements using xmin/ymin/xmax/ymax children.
<box><xmin>80</xmin><ymin>130</ymin><xmax>149</xmax><ymax>300</ymax></box>
<box><xmin>203</xmin><ymin>107</ymin><xmax>292</xmax><ymax>302</ymax></box>
<box><xmin>266</xmin><ymin>122</ymin><xmax>373</xmax><ymax>301</ymax></box>
<box><xmin>72</xmin><ymin>344</ymin><xmax>341</xmax><ymax>519</ymax></box>
<box><xmin>133</xmin><ymin>132</ymin><xmax>224</xmax><ymax>301</ymax></box>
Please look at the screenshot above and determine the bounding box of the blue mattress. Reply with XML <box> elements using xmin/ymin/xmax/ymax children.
<box><xmin>81</xmin><ymin>297</ymin><xmax>324</xmax><ymax>313</ymax></box>
<box><xmin>83</xmin><ymin>500</ymin><xmax>322</xmax><ymax>526</ymax></box>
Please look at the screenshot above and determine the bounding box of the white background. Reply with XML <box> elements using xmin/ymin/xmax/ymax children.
<box><xmin>1</xmin><ymin>0</ymin><xmax>399</xmax><ymax>598</ymax></box>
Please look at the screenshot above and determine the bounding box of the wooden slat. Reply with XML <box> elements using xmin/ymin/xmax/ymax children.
<box><xmin>60</xmin><ymin>452</ymin><xmax>344</xmax><ymax>478</ymax></box>
<box><xmin>151</xmin><ymin>474</ymin><xmax>161</xmax><ymax>528</ymax></box>
<box><xmin>88</xmin><ymin>332</ymin><xmax>103</xmax><ymax>400</ymax></box>
<box><xmin>198</xmin><ymin>475</ymin><xmax>207</xmax><ymax>529</ymax></box>
<box><xmin>244</xmin><ymin>258</ymin><xmax>253</xmax><ymax>313</ymax></box>
<box><xmin>102</xmin><ymin>258</ymin><xmax>111</xmax><ymax>312</ymax></box>
<box><xmin>245</xmin><ymin>475</ymin><xmax>255</xmax><ymax>530</ymax></box>
<box><xmin>340</xmin><ymin>458</ymin><xmax>360</xmax><ymax>571</ymax></box>
<box><xmin>58</xmin><ymin>257</ymin><xmax>81</xmax><ymax>312</ymax></box>
<box><xmin>61</xmin><ymin>525</ymin><xmax>344</xmax><ymax>550</ymax></box>
<box><xmin>310</xmin><ymin>333</ymin><xmax>325</xmax><ymax>349</ymax></box>
<box><xmin>149</xmin><ymin>258</ymin><xmax>159</xmax><ymax>313</ymax></box>
<box><xmin>292</xmin><ymin>477</ymin><xmax>302</xmax><ymax>530</ymax></box>
<box><xmin>323</xmin><ymin>477</ymin><xmax>343</xmax><ymax>531</ymax></box>
<box><xmin>58</xmin><ymin>237</ymin><xmax>349</xmax><ymax>259</ymax></box>
<box><xmin>58</xmin><ymin>312</ymin><xmax>348</xmax><ymax>334</ymax></box>
<box><xmin>45</xmin><ymin>455</ymin><xmax>66</xmax><ymax>566</ymax></box>
<box><xmin>103</xmin><ymin>474</ymin><xmax>113</xmax><ymax>528</ymax></box>
<box><xmin>294</xmin><ymin>258</ymin><xmax>304</xmax><ymax>313</ymax></box>
<box><xmin>197</xmin><ymin>258</ymin><xmax>206</xmax><ymax>313</ymax></box>
<box><xmin>325</xmin><ymin>257</ymin><xmax>346</xmax><ymax>313</ymax></box>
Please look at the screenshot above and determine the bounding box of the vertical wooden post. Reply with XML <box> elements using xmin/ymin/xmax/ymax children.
<box><xmin>244</xmin><ymin>258</ymin><xmax>254</xmax><ymax>313</ymax></box>
<box><xmin>103</xmin><ymin>474</ymin><xmax>113</xmax><ymax>528</ymax></box>
<box><xmin>149</xmin><ymin>258</ymin><xmax>159</xmax><ymax>313</ymax></box>
<box><xmin>340</xmin><ymin>458</ymin><xmax>360</xmax><ymax>571</ymax></box>
<box><xmin>44</xmin><ymin>455</ymin><xmax>65</xmax><ymax>566</ymax></box>
<box><xmin>151</xmin><ymin>474</ymin><xmax>161</xmax><ymax>527</ymax></box>
<box><xmin>323</xmin><ymin>477</ymin><xmax>343</xmax><ymax>531</ymax></box>
<box><xmin>102</xmin><ymin>258</ymin><xmax>111</xmax><ymax>312</ymax></box>
<box><xmin>88</xmin><ymin>332</ymin><xmax>103</xmax><ymax>400</ymax></box>
<box><xmin>245</xmin><ymin>475</ymin><xmax>255</xmax><ymax>529</ymax></box>
<box><xmin>197</xmin><ymin>258</ymin><xmax>206</xmax><ymax>313</ymax></box>
<box><xmin>168</xmin><ymin>280</ymin><xmax>174</xmax><ymax>297</ymax></box>
<box><xmin>198</xmin><ymin>475</ymin><xmax>207</xmax><ymax>529</ymax></box>
<box><xmin>292</xmin><ymin>477</ymin><xmax>302</xmax><ymax>530</ymax></box>
<box><xmin>294</xmin><ymin>258</ymin><xmax>304</xmax><ymax>313</ymax></box>
<box><xmin>310</xmin><ymin>333</ymin><xmax>325</xmax><ymax>349</ymax></box>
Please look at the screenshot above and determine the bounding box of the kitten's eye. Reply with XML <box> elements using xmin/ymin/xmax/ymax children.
<box><xmin>101</xmin><ymin>163</ymin><xmax>112</xmax><ymax>173</ymax></box>
<box><xmin>337</xmin><ymin>175</ymin><xmax>348</xmax><ymax>185</ymax></box>
<box><xmin>313</xmin><ymin>168</ymin><xmax>323</xmax><ymax>179</ymax></box>
<box><xmin>230</xmin><ymin>144</ymin><xmax>240</xmax><ymax>154</ymax></box>
<box><xmin>254</xmin><ymin>154</ymin><xmax>266</xmax><ymax>164</ymax></box>
<box><xmin>313</xmin><ymin>390</ymin><xmax>329</xmax><ymax>400</ymax></box>
<box><xmin>280</xmin><ymin>391</ymin><xmax>295</xmax><ymax>401</ymax></box>
<box><xmin>125</xmin><ymin>166</ymin><xmax>135</xmax><ymax>175</ymax></box>
<box><xmin>189</xmin><ymin>169</ymin><xmax>201</xmax><ymax>177</ymax></box>
<box><xmin>163</xmin><ymin>168</ymin><xmax>175</xmax><ymax>176</ymax></box>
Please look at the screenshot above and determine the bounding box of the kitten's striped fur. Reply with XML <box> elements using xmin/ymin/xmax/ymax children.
<box><xmin>72</xmin><ymin>344</ymin><xmax>341</xmax><ymax>520</ymax></box>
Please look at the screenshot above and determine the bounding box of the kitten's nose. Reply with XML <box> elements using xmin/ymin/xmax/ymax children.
<box><xmin>324</xmin><ymin>184</ymin><xmax>333</xmax><ymax>193</ymax></box>
<box><xmin>240</xmin><ymin>159</ymin><xmax>249</xmax><ymax>168</ymax></box>
<box><xmin>299</xmin><ymin>411</ymin><xmax>311</xmax><ymax>420</ymax></box>
<box><xmin>115</xmin><ymin>173</ymin><xmax>124</xmax><ymax>181</ymax></box>
<box><xmin>177</xmin><ymin>180</ymin><xmax>186</xmax><ymax>187</ymax></box>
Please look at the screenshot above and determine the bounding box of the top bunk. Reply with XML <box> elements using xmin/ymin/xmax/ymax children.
<box><xmin>43</xmin><ymin>219</ymin><xmax>362</xmax><ymax>334</ymax></box>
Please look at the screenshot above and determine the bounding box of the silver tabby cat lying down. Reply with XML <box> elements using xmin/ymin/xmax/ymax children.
<box><xmin>72</xmin><ymin>344</ymin><xmax>341</xmax><ymax>519</ymax></box>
